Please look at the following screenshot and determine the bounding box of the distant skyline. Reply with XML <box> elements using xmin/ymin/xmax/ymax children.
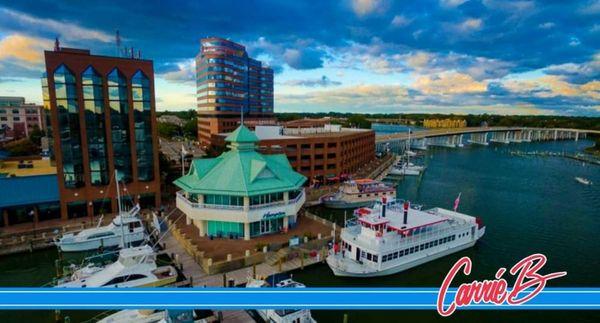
<box><xmin>0</xmin><ymin>0</ymin><xmax>598</xmax><ymax>116</ymax></box>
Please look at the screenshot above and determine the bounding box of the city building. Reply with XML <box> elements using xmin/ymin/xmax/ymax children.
<box><xmin>43</xmin><ymin>46</ymin><xmax>161</xmax><ymax>220</ymax></box>
<box><xmin>174</xmin><ymin>125</ymin><xmax>306</xmax><ymax>240</ymax></box>
<box><xmin>0</xmin><ymin>96</ymin><xmax>44</xmax><ymax>141</ymax></box>
<box><xmin>212</xmin><ymin>121</ymin><xmax>376</xmax><ymax>182</ymax></box>
<box><xmin>423</xmin><ymin>118</ymin><xmax>467</xmax><ymax>128</ymax></box>
<box><xmin>196</xmin><ymin>37</ymin><xmax>274</xmax><ymax>147</ymax></box>
<box><xmin>157</xmin><ymin>114</ymin><xmax>184</xmax><ymax>127</ymax></box>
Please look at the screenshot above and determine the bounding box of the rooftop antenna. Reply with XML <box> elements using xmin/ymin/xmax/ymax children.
<box><xmin>115</xmin><ymin>30</ymin><xmax>122</xmax><ymax>57</ymax></box>
<box><xmin>54</xmin><ymin>37</ymin><xmax>60</xmax><ymax>51</ymax></box>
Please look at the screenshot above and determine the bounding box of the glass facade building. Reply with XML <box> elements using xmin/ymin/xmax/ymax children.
<box><xmin>195</xmin><ymin>38</ymin><xmax>275</xmax><ymax>146</ymax></box>
<box><xmin>43</xmin><ymin>47</ymin><xmax>160</xmax><ymax>220</ymax></box>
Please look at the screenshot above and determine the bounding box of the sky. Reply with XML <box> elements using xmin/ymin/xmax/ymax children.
<box><xmin>0</xmin><ymin>0</ymin><xmax>598</xmax><ymax>116</ymax></box>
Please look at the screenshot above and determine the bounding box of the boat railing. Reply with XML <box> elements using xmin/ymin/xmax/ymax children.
<box><xmin>343</xmin><ymin>221</ymin><xmax>468</xmax><ymax>252</ymax></box>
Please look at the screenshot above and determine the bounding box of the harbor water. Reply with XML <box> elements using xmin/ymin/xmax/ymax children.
<box><xmin>0</xmin><ymin>139</ymin><xmax>598</xmax><ymax>322</ymax></box>
<box><xmin>297</xmin><ymin>139</ymin><xmax>600</xmax><ymax>322</ymax></box>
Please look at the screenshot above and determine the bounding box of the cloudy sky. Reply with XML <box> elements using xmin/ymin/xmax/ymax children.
<box><xmin>0</xmin><ymin>0</ymin><xmax>598</xmax><ymax>116</ymax></box>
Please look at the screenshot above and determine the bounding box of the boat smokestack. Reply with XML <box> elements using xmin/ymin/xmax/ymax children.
<box><xmin>381</xmin><ymin>197</ymin><xmax>387</xmax><ymax>217</ymax></box>
<box><xmin>403</xmin><ymin>201</ymin><xmax>409</xmax><ymax>225</ymax></box>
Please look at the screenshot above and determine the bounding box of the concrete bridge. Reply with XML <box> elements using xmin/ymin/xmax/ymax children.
<box><xmin>376</xmin><ymin>127</ymin><xmax>599</xmax><ymax>153</ymax></box>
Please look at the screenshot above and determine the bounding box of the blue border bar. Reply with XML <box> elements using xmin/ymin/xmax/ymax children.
<box><xmin>0</xmin><ymin>288</ymin><xmax>598</xmax><ymax>310</ymax></box>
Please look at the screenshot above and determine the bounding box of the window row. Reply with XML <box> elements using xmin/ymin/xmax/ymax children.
<box><xmin>381</xmin><ymin>235</ymin><xmax>457</xmax><ymax>263</ymax></box>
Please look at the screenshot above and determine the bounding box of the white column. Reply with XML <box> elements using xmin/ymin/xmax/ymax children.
<box><xmin>283</xmin><ymin>215</ymin><xmax>289</xmax><ymax>230</ymax></box>
<box><xmin>243</xmin><ymin>196</ymin><xmax>250</xmax><ymax>212</ymax></box>
<box><xmin>196</xmin><ymin>220</ymin><xmax>206</xmax><ymax>237</ymax></box>
<box><xmin>244</xmin><ymin>222</ymin><xmax>250</xmax><ymax>240</ymax></box>
<box><xmin>284</xmin><ymin>191</ymin><xmax>289</xmax><ymax>204</ymax></box>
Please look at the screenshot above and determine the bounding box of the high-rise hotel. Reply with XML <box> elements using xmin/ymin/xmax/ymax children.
<box><xmin>196</xmin><ymin>37</ymin><xmax>274</xmax><ymax>146</ymax></box>
<box><xmin>43</xmin><ymin>47</ymin><xmax>160</xmax><ymax>219</ymax></box>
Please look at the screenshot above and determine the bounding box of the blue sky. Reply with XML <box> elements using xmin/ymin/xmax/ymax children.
<box><xmin>0</xmin><ymin>0</ymin><xmax>598</xmax><ymax>116</ymax></box>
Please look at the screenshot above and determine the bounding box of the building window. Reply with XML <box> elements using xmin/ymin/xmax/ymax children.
<box><xmin>82</xmin><ymin>66</ymin><xmax>109</xmax><ymax>186</ymax></box>
<box><xmin>41</xmin><ymin>73</ymin><xmax>54</xmax><ymax>160</ymax></box>
<box><xmin>54</xmin><ymin>65</ymin><xmax>85</xmax><ymax>188</ymax></box>
<box><xmin>108</xmin><ymin>68</ymin><xmax>133</xmax><ymax>183</ymax></box>
<box><xmin>132</xmin><ymin>70</ymin><xmax>154</xmax><ymax>181</ymax></box>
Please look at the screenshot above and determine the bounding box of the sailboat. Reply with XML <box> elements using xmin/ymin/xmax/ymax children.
<box><xmin>54</xmin><ymin>171</ymin><xmax>147</xmax><ymax>252</ymax></box>
<box><xmin>390</xmin><ymin>131</ymin><xmax>426</xmax><ymax>176</ymax></box>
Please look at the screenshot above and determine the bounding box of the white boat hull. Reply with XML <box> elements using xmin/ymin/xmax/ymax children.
<box><xmin>327</xmin><ymin>239</ymin><xmax>479</xmax><ymax>278</ymax></box>
<box><xmin>390</xmin><ymin>168</ymin><xmax>420</xmax><ymax>176</ymax></box>
<box><xmin>57</xmin><ymin>232</ymin><xmax>145</xmax><ymax>252</ymax></box>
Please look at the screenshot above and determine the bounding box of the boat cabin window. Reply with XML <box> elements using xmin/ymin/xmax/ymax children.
<box><xmin>87</xmin><ymin>232</ymin><xmax>115</xmax><ymax>239</ymax></box>
<box><xmin>102</xmin><ymin>274</ymin><xmax>147</xmax><ymax>286</ymax></box>
<box><xmin>129</xmin><ymin>221</ymin><xmax>142</xmax><ymax>232</ymax></box>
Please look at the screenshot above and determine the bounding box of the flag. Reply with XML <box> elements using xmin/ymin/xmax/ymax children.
<box><xmin>453</xmin><ymin>192</ymin><xmax>462</xmax><ymax>212</ymax></box>
<box><xmin>181</xmin><ymin>144</ymin><xmax>188</xmax><ymax>156</ymax></box>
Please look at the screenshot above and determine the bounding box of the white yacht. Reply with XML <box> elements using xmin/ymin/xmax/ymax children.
<box><xmin>575</xmin><ymin>177</ymin><xmax>592</xmax><ymax>185</ymax></box>
<box><xmin>98</xmin><ymin>309</ymin><xmax>207</xmax><ymax>323</ymax></box>
<box><xmin>55</xmin><ymin>204</ymin><xmax>146</xmax><ymax>252</ymax></box>
<box><xmin>389</xmin><ymin>162</ymin><xmax>424</xmax><ymax>176</ymax></box>
<box><xmin>321</xmin><ymin>179</ymin><xmax>396</xmax><ymax>209</ymax></box>
<box><xmin>55</xmin><ymin>171</ymin><xmax>147</xmax><ymax>252</ymax></box>
<box><xmin>327</xmin><ymin>198</ymin><xmax>485</xmax><ymax>277</ymax></box>
<box><xmin>247</xmin><ymin>278</ymin><xmax>317</xmax><ymax>323</ymax></box>
<box><xmin>55</xmin><ymin>245</ymin><xmax>177</xmax><ymax>287</ymax></box>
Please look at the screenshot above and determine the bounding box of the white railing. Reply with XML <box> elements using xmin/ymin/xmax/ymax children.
<box><xmin>176</xmin><ymin>189</ymin><xmax>305</xmax><ymax>211</ymax></box>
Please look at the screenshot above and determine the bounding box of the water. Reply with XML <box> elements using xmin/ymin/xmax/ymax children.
<box><xmin>0</xmin><ymin>140</ymin><xmax>598</xmax><ymax>322</ymax></box>
<box><xmin>297</xmin><ymin>139</ymin><xmax>600</xmax><ymax>322</ymax></box>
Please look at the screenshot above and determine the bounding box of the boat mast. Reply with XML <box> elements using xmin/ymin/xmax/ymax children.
<box><xmin>116</xmin><ymin>170</ymin><xmax>126</xmax><ymax>248</ymax></box>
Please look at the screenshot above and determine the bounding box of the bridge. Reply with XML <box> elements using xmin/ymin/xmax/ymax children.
<box><xmin>376</xmin><ymin>127</ymin><xmax>600</xmax><ymax>153</ymax></box>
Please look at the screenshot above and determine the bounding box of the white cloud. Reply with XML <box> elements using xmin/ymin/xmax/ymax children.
<box><xmin>1</xmin><ymin>8</ymin><xmax>112</xmax><ymax>43</ymax></box>
<box><xmin>351</xmin><ymin>0</ymin><xmax>386</xmax><ymax>17</ymax></box>
<box><xmin>390</xmin><ymin>15</ymin><xmax>412</xmax><ymax>27</ymax></box>
<box><xmin>439</xmin><ymin>0</ymin><xmax>468</xmax><ymax>8</ymax></box>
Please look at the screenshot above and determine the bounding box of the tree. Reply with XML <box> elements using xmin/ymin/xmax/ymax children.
<box><xmin>28</xmin><ymin>125</ymin><xmax>45</xmax><ymax>146</ymax></box>
<box><xmin>346</xmin><ymin>115</ymin><xmax>372</xmax><ymax>129</ymax></box>
<box><xmin>182</xmin><ymin>118</ymin><xmax>198</xmax><ymax>140</ymax></box>
<box><xmin>157</xmin><ymin>122</ymin><xmax>181</xmax><ymax>139</ymax></box>
<box><xmin>5</xmin><ymin>138</ymin><xmax>40</xmax><ymax>156</ymax></box>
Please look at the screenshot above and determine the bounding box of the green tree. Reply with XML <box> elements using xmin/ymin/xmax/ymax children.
<box><xmin>5</xmin><ymin>138</ymin><xmax>39</xmax><ymax>156</ymax></box>
<box><xmin>182</xmin><ymin>118</ymin><xmax>198</xmax><ymax>139</ymax></box>
<box><xmin>28</xmin><ymin>125</ymin><xmax>45</xmax><ymax>146</ymax></box>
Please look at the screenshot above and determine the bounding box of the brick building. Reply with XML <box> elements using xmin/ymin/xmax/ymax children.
<box><xmin>213</xmin><ymin>123</ymin><xmax>375</xmax><ymax>182</ymax></box>
<box><xmin>0</xmin><ymin>96</ymin><xmax>44</xmax><ymax>141</ymax></box>
<box><xmin>43</xmin><ymin>47</ymin><xmax>161</xmax><ymax>220</ymax></box>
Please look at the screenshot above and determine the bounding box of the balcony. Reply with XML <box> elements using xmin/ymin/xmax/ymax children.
<box><xmin>175</xmin><ymin>189</ymin><xmax>305</xmax><ymax>223</ymax></box>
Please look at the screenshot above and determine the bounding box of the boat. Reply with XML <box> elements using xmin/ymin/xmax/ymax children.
<box><xmin>575</xmin><ymin>177</ymin><xmax>592</xmax><ymax>185</ymax></box>
<box><xmin>389</xmin><ymin>162</ymin><xmax>425</xmax><ymax>176</ymax></box>
<box><xmin>98</xmin><ymin>309</ymin><xmax>208</xmax><ymax>323</ymax></box>
<box><xmin>247</xmin><ymin>277</ymin><xmax>317</xmax><ymax>323</ymax></box>
<box><xmin>327</xmin><ymin>198</ymin><xmax>485</xmax><ymax>277</ymax></box>
<box><xmin>55</xmin><ymin>244</ymin><xmax>178</xmax><ymax>287</ymax></box>
<box><xmin>321</xmin><ymin>179</ymin><xmax>396</xmax><ymax>209</ymax></box>
<box><xmin>55</xmin><ymin>171</ymin><xmax>147</xmax><ymax>252</ymax></box>
<box><xmin>54</xmin><ymin>205</ymin><xmax>146</xmax><ymax>252</ymax></box>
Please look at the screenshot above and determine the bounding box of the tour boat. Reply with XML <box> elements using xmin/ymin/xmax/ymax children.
<box><xmin>575</xmin><ymin>177</ymin><xmax>592</xmax><ymax>185</ymax></box>
<box><xmin>55</xmin><ymin>244</ymin><xmax>177</xmax><ymax>287</ymax></box>
<box><xmin>321</xmin><ymin>179</ymin><xmax>396</xmax><ymax>209</ymax></box>
<box><xmin>247</xmin><ymin>278</ymin><xmax>317</xmax><ymax>323</ymax></box>
<box><xmin>55</xmin><ymin>171</ymin><xmax>147</xmax><ymax>252</ymax></box>
<box><xmin>327</xmin><ymin>198</ymin><xmax>485</xmax><ymax>277</ymax></box>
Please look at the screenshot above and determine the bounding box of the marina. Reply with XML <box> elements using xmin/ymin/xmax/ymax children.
<box><xmin>1</xmin><ymin>138</ymin><xmax>598</xmax><ymax>322</ymax></box>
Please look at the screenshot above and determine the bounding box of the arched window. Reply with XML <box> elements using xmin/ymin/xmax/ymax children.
<box><xmin>53</xmin><ymin>65</ymin><xmax>84</xmax><ymax>188</ymax></box>
<box><xmin>131</xmin><ymin>70</ymin><xmax>154</xmax><ymax>181</ymax></box>
<box><xmin>107</xmin><ymin>68</ymin><xmax>132</xmax><ymax>183</ymax></box>
<box><xmin>82</xmin><ymin>66</ymin><xmax>109</xmax><ymax>185</ymax></box>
